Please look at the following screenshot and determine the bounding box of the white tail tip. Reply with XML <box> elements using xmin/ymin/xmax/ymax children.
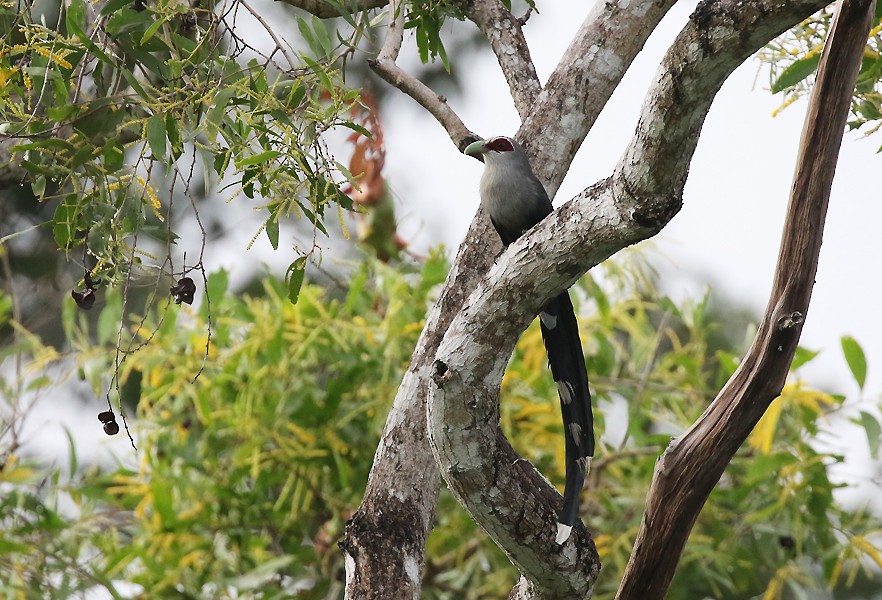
<box><xmin>556</xmin><ymin>523</ymin><xmax>573</xmax><ymax>545</ymax></box>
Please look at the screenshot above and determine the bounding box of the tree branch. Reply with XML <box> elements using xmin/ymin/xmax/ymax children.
<box><xmin>519</xmin><ymin>0</ymin><xmax>679</xmax><ymax>197</ymax></box>
<box><xmin>616</xmin><ymin>1</ymin><xmax>876</xmax><ymax>597</ymax></box>
<box><xmin>614</xmin><ymin>0</ymin><xmax>840</xmax><ymax>213</ymax></box>
<box><xmin>340</xmin><ymin>208</ymin><xmax>502</xmax><ymax>599</ymax></box>
<box><xmin>367</xmin><ymin>0</ymin><xmax>477</xmax><ymax>150</ymax></box>
<box><xmin>457</xmin><ymin>0</ymin><xmax>541</xmax><ymax>119</ymax></box>
<box><xmin>426</xmin><ymin>0</ymin><xmax>834</xmax><ymax>597</ymax></box>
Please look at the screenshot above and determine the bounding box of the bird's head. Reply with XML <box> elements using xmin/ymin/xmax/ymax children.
<box><xmin>464</xmin><ymin>136</ymin><xmax>530</xmax><ymax>168</ymax></box>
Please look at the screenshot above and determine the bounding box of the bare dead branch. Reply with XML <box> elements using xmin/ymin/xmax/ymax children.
<box><xmin>616</xmin><ymin>1</ymin><xmax>876</xmax><ymax>597</ymax></box>
<box><xmin>376</xmin><ymin>0</ymin><xmax>404</xmax><ymax>60</ymax></box>
<box><xmin>516</xmin><ymin>6</ymin><xmax>532</xmax><ymax>27</ymax></box>
<box><xmin>457</xmin><ymin>0</ymin><xmax>541</xmax><ymax>119</ymax></box>
<box><xmin>237</xmin><ymin>0</ymin><xmax>297</xmax><ymax>71</ymax></box>
<box><xmin>275</xmin><ymin>0</ymin><xmax>388</xmax><ymax>19</ymax></box>
<box><xmin>367</xmin><ymin>0</ymin><xmax>477</xmax><ymax>149</ymax></box>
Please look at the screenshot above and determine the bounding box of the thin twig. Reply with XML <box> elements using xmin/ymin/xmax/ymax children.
<box><xmin>368</xmin><ymin>0</ymin><xmax>476</xmax><ymax>149</ymax></box>
<box><xmin>237</xmin><ymin>0</ymin><xmax>297</xmax><ymax>72</ymax></box>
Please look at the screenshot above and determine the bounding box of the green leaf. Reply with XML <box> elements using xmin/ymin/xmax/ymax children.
<box><xmin>99</xmin><ymin>0</ymin><xmax>134</xmax><ymax>16</ymax></box>
<box><xmin>205</xmin><ymin>87</ymin><xmax>237</xmax><ymax>143</ymax></box>
<box><xmin>31</xmin><ymin>175</ymin><xmax>46</xmax><ymax>199</ymax></box>
<box><xmin>235</xmin><ymin>150</ymin><xmax>281</xmax><ymax>168</ymax></box>
<box><xmin>311</xmin><ymin>15</ymin><xmax>334</xmax><ymax>56</ymax></box>
<box><xmin>146</xmin><ymin>113</ymin><xmax>167</xmax><ymax>161</ymax></box>
<box><xmin>841</xmin><ymin>335</ymin><xmax>867</xmax><ymax>390</ymax></box>
<box><xmin>97</xmin><ymin>289</ymin><xmax>122</xmax><ymax>344</ymax></box>
<box><xmin>285</xmin><ymin>256</ymin><xmax>307</xmax><ymax>304</ymax></box>
<box><xmin>340</xmin><ymin>121</ymin><xmax>371</xmax><ymax>138</ymax></box>
<box><xmin>415</xmin><ymin>26</ymin><xmax>429</xmax><ymax>64</ymax></box>
<box><xmin>105</xmin><ymin>7</ymin><xmax>152</xmax><ymax>36</ymax></box>
<box><xmin>265</xmin><ymin>215</ymin><xmax>279</xmax><ymax>250</ymax></box>
<box><xmin>791</xmin><ymin>346</ymin><xmax>820</xmax><ymax>370</ymax></box>
<box><xmin>151</xmin><ymin>478</ymin><xmax>176</xmax><ymax>525</ymax></box>
<box><xmin>297</xmin><ymin>17</ymin><xmax>316</xmax><ymax>54</ymax></box>
<box><xmin>205</xmin><ymin>269</ymin><xmax>229</xmax><ymax>308</ymax></box>
<box><xmin>213</xmin><ymin>149</ymin><xmax>230</xmax><ymax>177</ymax></box>
<box><xmin>858</xmin><ymin>411</ymin><xmax>881</xmax><ymax>458</ymax></box>
<box><xmin>102</xmin><ymin>138</ymin><xmax>125</xmax><ymax>172</ymax></box>
<box><xmin>771</xmin><ymin>54</ymin><xmax>821</xmax><ymax>94</ymax></box>
<box><xmin>64</xmin><ymin>428</ymin><xmax>78</xmax><ymax>476</ymax></box>
<box><xmin>165</xmin><ymin>113</ymin><xmax>182</xmax><ymax>159</ymax></box>
<box><xmin>53</xmin><ymin>194</ymin><xmax>80</xmax><ymax>249</ymax></box>
<box><xmin>139</xmin><ymin>15</ymin><xmax>167</xmax><ymax>46</ymax></box>
<box><xmin>282</xmin><ymin>79</ymin><xmax>306</xmax><ymax>109</ymax></box>
<box><xmin>65</xmin><ymin>0</ymin><xmax>88</xmax><ymax>39</ymax></box>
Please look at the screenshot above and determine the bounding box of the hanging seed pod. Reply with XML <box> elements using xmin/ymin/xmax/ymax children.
<box><xmin>71</xmin><ymin>288</ymin><xmax>96</xmax><ymax>310</ymax></box>
<box><xmin>170</xmin><ymin>277</ymin><xmax>196</xmax><ymax>305</ymax></box>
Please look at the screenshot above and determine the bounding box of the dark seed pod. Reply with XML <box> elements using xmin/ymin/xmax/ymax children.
<box><xmin>98</xmin><ymin>410</ymin><xmax>115</xmax><ymax>423</ymax></box>
<box><xmin>103</xmin><ymin>421</ymin><xmax>120</xmax><ymax>436</ymax></box>
<box><xmin>71</xmin><ymin>288</ymin><xmax>96</xmax><ymax>310</ymax></box>
<box><xmin>170</xmin><ymin>277</ymin><xmax>196</xmax><ymax>305</ymax></box>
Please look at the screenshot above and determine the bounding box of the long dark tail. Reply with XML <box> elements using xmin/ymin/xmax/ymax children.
<box><xmin>539</xmin><ymin>291</ymin><xmax>594</xmax><ymax>543</ymax></box>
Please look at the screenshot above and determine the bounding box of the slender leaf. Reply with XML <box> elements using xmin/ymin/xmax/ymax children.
<box><xmin>841</xmin><ymin>335</ymin><xmax>867</xmax><ymax>390</ymax></box>
<box><xmin>858</xmin><ymin>411</ymin><xmax>881</xmax><ymax>458</ymax></box>
<box><xmin>146</xmin><ymin>113</ymin><xmax>167</xmax><ymax>161</ymax></box>
<box><xmin>771</xmin><ymin>54</ymin><xmax>821</xmax><ymax>93</ymax></box>
<box><xmin>285</xmin><ymin>256</ymin><xmax>307</xmax><ymax>304</ymax></box>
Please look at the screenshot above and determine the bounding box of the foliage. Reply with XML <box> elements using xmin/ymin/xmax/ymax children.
<box><xmin>2</xmin><ymin>252</ymin><xmax>881</xmax><ymax>599</ymax></box>
<box><xmin>760</xmin><ymin>5</ymin><xmax>882</xmax><ymax>142</ymax></box>
<box><xmin>401</xmin><ymin>0</ymin><xmax>536</xmax><ymax>73</ymax></box>
<box><xmin>0</xmin><ymin>0</ymin><xmax>368</xmax><ymax>291</ymax></box>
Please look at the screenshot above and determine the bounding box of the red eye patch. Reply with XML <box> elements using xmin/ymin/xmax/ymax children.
<box><xmin>486</xmin><ymin>137</ymin><xmax>515</xmax><ymax>152</ymax></box>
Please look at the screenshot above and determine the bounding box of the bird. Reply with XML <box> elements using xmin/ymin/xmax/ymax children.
<box><xmin>465</xmin><ymin>136</ymin><xmax>594</xmax><ymax>544</ymax></box>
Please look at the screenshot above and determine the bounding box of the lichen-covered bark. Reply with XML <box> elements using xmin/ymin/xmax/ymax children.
<box><xmin>457</xmin><ymin>0</ymin><xmax>541</xmax><ymax>118</ymax></box>
<box><xmin>346</xmin><ymin>1</ymin><xmax>681</xmax><ymax>595</ymax></box>
<box><xmin>277</xmin><ymin>0</ymin><xmax>388</xmax><ymax>18</ymax></box>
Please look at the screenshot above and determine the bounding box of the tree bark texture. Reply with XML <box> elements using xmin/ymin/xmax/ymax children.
<box><xmin>339</xmin><ymin>209</ymin><xmax>501</xmax><ymax>600</ymax></box>
<box><xmin>616</xmin><ymin>0</ymin><xmax>876</xmax><ymax>597</ymax></box>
